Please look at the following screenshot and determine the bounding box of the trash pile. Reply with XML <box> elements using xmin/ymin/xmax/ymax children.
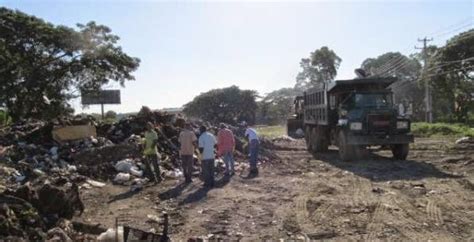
<box><xmin>0</xmin><ymin>106</ymin><xmax>279</xmax><ymax>239</ymax></box>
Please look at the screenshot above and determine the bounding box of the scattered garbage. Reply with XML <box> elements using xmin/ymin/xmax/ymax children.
<box><xmin>86</xmin><ymin>179</ymin><xmax>106</xmax><ymax>188</ymax></box>
<box><xmin>97</xmin><ymin>227</ymin><xmax>124</xmax><ymax>242</ymax></box>
<box><xmin>52</xmin><ymin>125</ymin><xmax>97</xmax><ymax>143</ymax></box>
<box><xmin>455</xmin><ymin>136</ymin><xmax>474</xmax><ymax>144</ymax></box>
<box><xmin>129</xmin><ymin>167</ymin><xmax>143</xmax><ymax>177</ymax></box>
<box><xmin>0</xmin><ymin>108</ymin><xmax>277</xmax><ymax>239</ymax></box>
<box><xmin>115</xmin><ymin>158</ymin><xmax>134</xmax><ymax>172</ymax></box>
<box><xmin>114</xmin><ymin>173</ymin><xmax>131</xmax><ymax>183</ymax></box>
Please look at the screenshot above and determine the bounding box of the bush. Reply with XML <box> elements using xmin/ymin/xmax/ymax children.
<box><xmin>0</xmin><ymin>110</ymin><xmax>11</xmax><ymax>126</ymax></box>
<box><xmin>412</xmin><ymin>122</ymin><xmax>474</xmax><ymax>137</ymax></box>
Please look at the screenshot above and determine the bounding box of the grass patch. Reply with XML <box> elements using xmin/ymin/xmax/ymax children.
<box><xmin>255</xmin><ymin>125</ymin><xmax>286</xmax><ymax>138</ymax></box>
<box><xmin>256</xmin><ymin>123</ymin><xmax>474</xmax><ymax>139</ymax></box>
<box><xmin>412</xmin><ymin>122</ymin><xmax>474</xmax><ymax>137</ymax></box>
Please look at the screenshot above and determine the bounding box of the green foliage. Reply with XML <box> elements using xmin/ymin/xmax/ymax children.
<box><xmin>425</xmin><ymin>29</ymin><xmax>474</xmax><ymax>123</ymax></box>
<box><xmin>183</xmin><ymin>86</ymin><xmax>258</xmax><ymax>124</ymax></box>
<box><xmin>295</xmin><ymin>46</ymin><xmax>342</xmax><ymax>90</ymax></box>
<box><xmin>255</xmin><ymin>125</ymin><xmax>285</xmax><ymax>138</ymax></box>
<box><xmin>0</xmin><ymin>110</ymin><xmax>12</xmax><ymax>126</ymax></box>
<box><xmin>257</xmin><ymin>87</ymin><xmax>299</xmax><ymax>125</ymax></box>
<box><xmin>105</xmin><ymin>110</ymin><xmax>117</xmax><ymax>120</ymax></box>
<box><xmin>361</xmin><ymin>52</ymin><xmax>424</xmax><ymax>121</ymax></box>
<box><xmin>0</xmin><ymin>7</ymin><xmax>140</xmax><ymax>121</ymax></box>
<box><xmin>412</xmin><ymin>122</ymin><xmax>474</xmax><ymax>137</ymax></box>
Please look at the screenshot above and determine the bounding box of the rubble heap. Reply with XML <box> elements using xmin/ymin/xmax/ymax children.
<box><xmin>0</xmin><ymin>107</ymin><xmax>278</xmax><ymax>239</ymax></box>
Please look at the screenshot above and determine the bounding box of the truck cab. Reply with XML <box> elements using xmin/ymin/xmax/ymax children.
<box><xmin>286</xmin><ymin>96</ymin><xmax>304</xmax><ymax>137</ymax></box>
<box><xmin>301</xmin><ymin>77</ymin><xmax>414</xmax><ymax>161</ymax></box>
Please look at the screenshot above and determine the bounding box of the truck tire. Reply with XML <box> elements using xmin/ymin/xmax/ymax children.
<box><xmin>311</xmin><ymin>127</ymin><xmax>328</xmax><ymax>153</ymax></box>
<box><xmin>338</xmin><ymin>131</ymin><xmax>354</xmax><ymax>161</ymax></box>
<box><xmin>391</xmin><ymin>144</ymin><xmax>409</xmax><ymax>160</ymax></box>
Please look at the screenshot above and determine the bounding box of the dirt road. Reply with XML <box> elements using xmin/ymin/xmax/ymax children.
<box><xmin>80</xmin><ymin>137</ymin><xmax>474</xmax><ymax>240</ymax></box>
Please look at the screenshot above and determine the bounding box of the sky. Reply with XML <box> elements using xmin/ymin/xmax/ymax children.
<box><xmin>1</xmin><ymin>0</ymin><xmax>473</xmax><ymax>114</ymax></box>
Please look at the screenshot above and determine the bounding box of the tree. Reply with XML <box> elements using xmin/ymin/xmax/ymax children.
<box><xmin>295</xmin><ymin>47</ymin><xmax>342</xmax><ymax>90</ymax></box>
<box><xmin>183</xmin><ymin>86</ymin><xmax>258</xmax><ymax>125</ymax></box>
<box><xmin>360</xmin><ymin>52</ymin><xmax>424</xmax><ymax>121</ymax></box>
<box><xmin>257</xmin><ymin>87</ymin><xmax>299</xmax><ymax>125</ymax></box>
<box><xmin>425</xmin><ymin>29</ymin><xmax>474</xmax><ymax>122</ymax></box>
<box><xmin>0</xmin><ymin>8</ymin><xmax>140</xmax><ymax>121</ymax></box>
<box><xmin>105</xmin><ymin>110</ymin><xmax>117</xmax><ymax>120</ymax></box>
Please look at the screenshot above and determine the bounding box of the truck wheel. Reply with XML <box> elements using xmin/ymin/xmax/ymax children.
<box><xmin>391</xmin><ymin>144</ymin><xmax>409</xmax><ymax>160</ymax></box>
<box><xmin>311</xmin><ymin>127</ymin><xmax>328</xmax><ymax>153</ymax></box>
<box><xmin>338</xmin><ymin>131</ymin><xmax>354</xmax><ymax>161</ymax></box>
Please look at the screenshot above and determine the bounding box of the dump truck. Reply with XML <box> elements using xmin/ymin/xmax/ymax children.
<box><xmin>292</xmin><ymin>77</ymin><xmax>414</xmax><ymax>161</ymax></box>
<box><xmin>286</xmin><ymin>96</ymin><xmax>304</xmax><ymax>137</ymax></box>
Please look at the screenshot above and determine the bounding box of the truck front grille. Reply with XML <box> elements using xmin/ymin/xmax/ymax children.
<box><xmin>367</xmin><ymin>114</ymin><xmax>392</xmax><ymax>134</ymax></box>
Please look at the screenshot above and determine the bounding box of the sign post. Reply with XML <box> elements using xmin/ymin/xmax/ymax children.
<box><xmin>81</xmin><ymin>90</ymin><xmax>121</xmax><ymax>119</ymax></box>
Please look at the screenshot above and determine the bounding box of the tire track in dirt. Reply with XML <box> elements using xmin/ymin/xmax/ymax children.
<box><xmin>426</xmin><ymin>199</ymin><xmax>444</xmax><ymax>226</ymax></box>
<box><xmin>390</xmin><ymin>196</ymin><xmax>427</xmax><ymax>240</ymax></box>
<box><xmin>365</xmin><ymin>201</ymin><xmax>387</xmax><ymax>241</ymax></box>
<box><xmin>309</xmin><ymin>202</ymin><xmax>334</xmax><ymax>224</ymax></box>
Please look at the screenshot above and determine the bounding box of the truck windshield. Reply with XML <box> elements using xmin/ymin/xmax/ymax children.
<box><xmin>354</xmin><ymin>93</ymin><xmax>392</xmax><ymax>108</ymax></box>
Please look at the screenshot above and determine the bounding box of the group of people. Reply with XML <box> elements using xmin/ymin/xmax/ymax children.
<box><xmin>142</xmin><ymin>121</ymin><xmax>260</xmax><ymax>188</ymax></box>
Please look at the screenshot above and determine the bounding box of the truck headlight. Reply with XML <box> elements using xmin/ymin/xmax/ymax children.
<box><xmin>397</xmin><ymin>121</ymin><xmax>409</xmax><ymax>129</ymax></box>
<box><xmin>350</xmin><ymin>122</ymin><xmax>362</xmax><ymax>130</ymax></box>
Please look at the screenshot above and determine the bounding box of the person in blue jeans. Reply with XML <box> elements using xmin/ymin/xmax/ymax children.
<box><xmin>244</xmin><ymin>123</ymin><xmax>260</xmax><ymax>175</ymax></box>
<box><xmin>217</xmin><ymin>123</ymin><xmax>236</xmax><ymax>176</ymax></box>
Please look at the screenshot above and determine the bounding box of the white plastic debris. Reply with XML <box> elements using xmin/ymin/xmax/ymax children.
<box><xmin>146</xmin><ymin>214</ymin><xmax>161</xmax><ymax>223</ymax></box>
<box><xmin>129</xmin><ymin>167</ymin><xmax>143</xmax><ymax>177</ymax></box>
<box><xmin>67</xmin><ymin>165</ymin><xmax>77</xmax><ymax>172</ymax></box>
<box><xmin>114</xmin><ymin>173</ymin><xmax>131</xmax><ymax>183</ymax></box>
<box><xmin>115</xmin><ymin>159</ymin><xmax>134</xmax><ymax>172</ymax></box>
<box><xmin>86</xmin><ymin>179</ymin><xmax>106</xmax><ymax>188</ymax></box>
<box><xmin>91</xmin><ymin>137</ymin><xmax>99</xmax><ymax>144</ymax></box>
<box><xmin>33</xmin><ymin>169</ymin><xmax>46</xmax><ymax>177</ymax></box>
<box><xmin>165</xmin><ymin>169</ymin><xmax>183</xmax><ymax>179</ymax></box>
<box><xmin>97</xmin><ymin>227</ymin><xmax>124</xmax><ymax>242</ymax></box>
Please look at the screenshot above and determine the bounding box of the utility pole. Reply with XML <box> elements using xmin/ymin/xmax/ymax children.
<box><xmin>416</xmin><ymin>37</ymin><xmax>433</xmax><ymax>123</ymax></box>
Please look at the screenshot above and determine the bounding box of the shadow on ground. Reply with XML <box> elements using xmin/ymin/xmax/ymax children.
<box><xmin>159</xmin><ymin>182</ymin><xmax>190</xmax><ymax>200</ymax></box>
<box><xmin>107</xmin><ymin>190</ymin><xmax>141</xmax><ymax>203</ymax></box>
<box><xmin>313</xmin><ymin>149</ymin><xmax>461</xmax><ymax>182</ymax></box>
<box><xmin>178</xmin><ymin>175</ymin><xmax>231</xmax><ymax>205</ymax></box>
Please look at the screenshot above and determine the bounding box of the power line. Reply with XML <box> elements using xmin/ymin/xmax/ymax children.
<box><xmin>431</xmin><ymin>56</ymin><xmax>474</xmax><ymax>65</ymax></box>
<box><xmin>374</xmin><ymin>56</ymin><xmax>407</xmax><ymax>75</ymax></box>
<box><xmin>439</xmin><ymin>31</ymin><xmax>474</xmax><ymax>49</ymax></box>
<box><xmin>426</xmin><ymin>57</ymin><xmax>474</xmax><ymax>71</ymax></box>
<box><xmin>372</xmin><ymin>55</ymin><xmax>405</xmax><ymax>75</ymax></box>
<box><xmin>382</xmin><ymin>59</ymin><xmax>413</xmax><ymax>76</ymax></box>
<box><xmin>433</xmin><ymin>22</ymin><xmax>473</xmax><ymax>38</ymax></box>
<box><xmin>422</xmin><ymin>64</ymin><xmax>474</xmax><ymax>78</ymax></box>
<box><xmin>427</xmin><ymin>17</ymin><xmax>473</xmax><ymax>36</ymax></box>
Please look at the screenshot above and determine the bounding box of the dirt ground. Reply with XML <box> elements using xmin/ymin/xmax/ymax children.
<box><xmin>78</xmin><ymin>137</ymin><xmax>474</xmax><ymax>241</ymax></box>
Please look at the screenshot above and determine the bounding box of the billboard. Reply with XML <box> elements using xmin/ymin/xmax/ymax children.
<box><xmin>81</xmin><ymin>90</ymin><xmax>121</xmax><ymax>105</ymax></box>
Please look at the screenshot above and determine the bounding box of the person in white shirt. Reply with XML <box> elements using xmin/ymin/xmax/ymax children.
<box><xmin>244</xmin><ymin>123</ymin><xmax>260</xmax><ymax>175</ymax></box>
<box><xmin>198</xmin><ymin>125</ymin><xmax>217</xmax><ymax>187</ymax></box>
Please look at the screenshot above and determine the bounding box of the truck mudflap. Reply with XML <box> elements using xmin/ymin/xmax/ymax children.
<box><xmin>347</xmin><ymin>134</ymin><xmax>414</xmax><ymax>145</ymax></box>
